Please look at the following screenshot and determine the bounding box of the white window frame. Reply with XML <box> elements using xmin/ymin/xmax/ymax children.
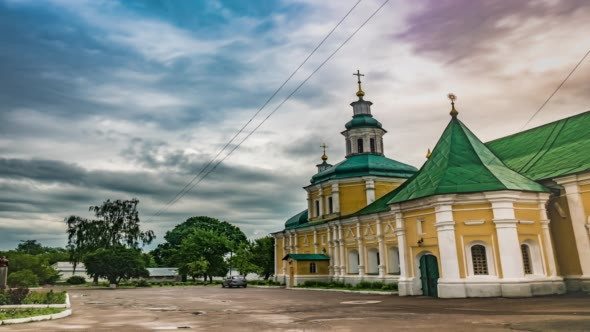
<box><xmin>465</xmin><ymin>241</ymin><xmax>497</xmax><ymax>278</ymax></box>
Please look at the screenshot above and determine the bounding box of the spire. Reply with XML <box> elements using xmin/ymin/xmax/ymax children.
<box><xmin>320</xmin><ymin>143</ymin><xmax>328</xmax><ymax>161</ymax></box>
<box><xmin>426</xmin><ymin>148</ymin><xmax>432</xmax><ymax>159</ymax></box>
<box><xmin>448</xmin><ymin>93</ymin><xmax>458</xmax><ymax>117</ymax></box>
<box><xmin>353</xmin><ymin>69</ymin><xmax>365</xmax><ymax>99</ymax></box>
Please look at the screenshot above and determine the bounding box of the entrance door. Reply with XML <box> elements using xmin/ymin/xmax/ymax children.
<box><xmin>419</xmin><ymin>254</ymin><xmax>439</xmax><ymax>297</ymax></box>
<box><xmin>289</xmin><ymin>266</ymin><xmax>294</xmax><ymax>288</ymax></box>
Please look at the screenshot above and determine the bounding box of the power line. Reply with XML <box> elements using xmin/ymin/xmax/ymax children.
<box><xmin>521</xmin><ymin>48</ymin><xmax>590</xmax><ymax>130</ymax></box>
<box><xmin>150</xmin><ymin>0</ymin><xmax>391</xmax><ymax>220</ymax></box>
<box><xmin>147</xmin><ymin>0</ymin><xmax>363</xmax><ymax>220</ymax></box>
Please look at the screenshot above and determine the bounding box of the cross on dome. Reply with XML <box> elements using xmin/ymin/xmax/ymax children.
<box><xmin>353</xmin><ymin>69</ymin><xmax>365</xmax><ymax>98</ymax></box>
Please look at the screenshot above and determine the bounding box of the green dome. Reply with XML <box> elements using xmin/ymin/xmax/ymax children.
<box><xmin>285</xmin><ymin>210</ymin><xmax>309</xmax><ymax>229</ymax></box>
<box><xmin>345</xmin><ymin>114</ymin><xmax>383</xmax><ymax>130</ymax></box>
<box><xmin>310</xmin><ymin>154</ymin><xmax>417</xmax><ymax>184</ymax></box>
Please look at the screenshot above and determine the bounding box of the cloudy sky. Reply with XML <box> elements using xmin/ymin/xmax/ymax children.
<box><xmin>1</xmin><ymin>0</ymin><xmax>589</xmax><ymax>250</ymax></box>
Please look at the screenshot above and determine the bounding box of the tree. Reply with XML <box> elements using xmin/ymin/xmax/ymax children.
<box><xmin>251</xmin><ymin>236</ymin><xmax>275</xmax><ymax>280</ymax></box>
<box><xmin>7</xmin><ymin>269</ymin><xmax>39</xmax><ymax>287</ymax></box>
<box><xmin>5</xmin><ymin>253</ymin><xmax>60</xmax><ymax>285</ymax></box>
<box><xmin>176</xmin><ymin>229</ymin><xmax>231</xmax><ymax>282</ymax></box>
<box><xmin>152</xmin><ymin>216</ymin><xmax>247</xmax><ymax>280</ymax></box>
<box><xmin>84</xmin><ymin>247</ymin><xmax>148</xmax><ymax>285</ymax></box>
<box><xmin>65</xmin><ymin>198</ymin><xmax>155</xmax><ymax>282</ymax></box>
<box><xmin>230</xmin><ymin>243</ymin><xmax>258</xmax><ymax>276</ymax></box>
<box><xmin>16</xmin><ymin>240</ymin><xmax>44</xmax><ymax>255</ymax></box>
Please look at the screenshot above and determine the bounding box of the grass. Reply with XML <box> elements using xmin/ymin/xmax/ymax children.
<box><xmin>22</xmin><ymin>290</ymin><xmax>67</xmax><ymax>304</ymax></box>
<box><xmin>298</xmin><ymin>280</ymin><xmax>398</xmax><ymax>291</ymax></box>
<box><xmin>0</xmin><ymin>308</ymin><xmax>65</xmax><ymax>320</ymax></box>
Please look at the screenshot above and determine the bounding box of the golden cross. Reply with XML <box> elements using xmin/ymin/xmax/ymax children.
<box><xmin>320</xmin><ymin>143</ymin><xmax>328</xmax><ymax>155</ymax></box>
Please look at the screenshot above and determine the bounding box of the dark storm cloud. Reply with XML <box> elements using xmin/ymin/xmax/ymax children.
<box><xmin>398</xmin><ymin>0</ymin><xmax>590</xmax><ymax>63</ymax></box>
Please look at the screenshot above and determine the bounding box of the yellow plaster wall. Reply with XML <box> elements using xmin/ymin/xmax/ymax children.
<box><xmin>452</xmin><ymin>203</ymin><xmax>496</xmax><ymax>278</ymax></box>
<box><xmin>548</xmin><ymin>191</ymin><xmax>582</xmax><ymax>276</ymax></box>
<box><xmin>579</xmin><ymin>183</ymin><xmax>590</xmax><ymax>218</ymax></box>
<box><xmin>514</xmin><ymin>204</ymin><xmax>549</xmax><ymax>275</ymax></box>
<box><xmin>375</xmin><ymin>181</ymin><xmax>401</xmax><ymax>200</ymax></box>
<box><xmin>339</xmin><ymin>182</ymin><xmax>367</xmax><ymax>215</ymax></box>
<box><xmin>276</xmin><ymin>237</ymin><xmax>285</xmax><ymax>272</ymax></box>
<box><xmin>402</xmin><ymin>208</ymin><xmax>440</xmax><ymax>277</ymax></box>
<box><xmin>295</xmin><ymin>260</ymin><xmax>329</xmax><ymax>275</ymax></box>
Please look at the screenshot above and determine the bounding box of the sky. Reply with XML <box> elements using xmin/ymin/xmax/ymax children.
<box><xmin>1</xmin><ymin>0</ymin><xmax>589</xmax><ymax>250</ymax></box>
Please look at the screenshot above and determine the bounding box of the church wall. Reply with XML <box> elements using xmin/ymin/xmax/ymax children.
<box><xmin>578</xmin><ymin>183</ymin><xmax>590</xmax><ymax>217</ymax></box>
<box><xmin>514</xmin><ymin>203</ymin><xmax>548</xmax><ymax>276</ymax></box>
<box><xmin>276</xmin><ymin>237</ymin><xmax>285</xmax><ymax>274</ymax></box>
<box><xmin>296</xmin><ymin>260</ymin><xmax>329</xmax><ymax>275</ymax></box>
<box><xmin>402</xmin><ymin>208</ymin><xmax>439</xmax><ymax>278</ymax></box>
<box><xmin>547</xmin><ymin>190</ymin><xmax>582</xmax><ymax>277</ymax></box>
<box><xmin>374</xmin><ymin>182</ymin><xmax>401</xmax><ymax>200</ymax></box>
<box><xmin>452</xmin><ymin>203</ymin><xmax>496</xmax><ymax>279</ymax></box>
<box><xmin>339</xmin><ymin>182</ymin><xmax>367</xmax><ymax>215</ymax></box>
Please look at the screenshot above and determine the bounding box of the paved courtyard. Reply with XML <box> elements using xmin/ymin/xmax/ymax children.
<box><xmin>4</xmin><ymin>286</ymin><xmax>590</xmax><ymax>331</ymax></box>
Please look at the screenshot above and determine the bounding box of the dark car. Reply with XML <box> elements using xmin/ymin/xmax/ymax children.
<box><xmin>222</xmin><ymin>276</ymin><xmax>247</xmax><ymax>288</ymax></box>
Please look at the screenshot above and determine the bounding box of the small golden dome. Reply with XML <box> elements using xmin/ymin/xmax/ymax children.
<box><xmin>426</xmin><ymin>148</ymin><xmax>432</xmax><ymax>159</ymax></box>
<box><xmin>321</xmin><ymin>153</ymin><xmax>328</xmax><ymax>161</ymax></box>
<box><xmin>448</xmin><ymin>93</ymin><xmax>458</xmax><ymax>117</ymax></box>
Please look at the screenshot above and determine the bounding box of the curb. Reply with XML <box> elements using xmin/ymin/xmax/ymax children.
<box><xmin>248</xmin><ymin>285</ymin><xmax>284</xmax><ymax>289</ymax></box>
<box><xmin>0</xmin><ymin>293</ymin><xmax>72</xmax><ymax>326</ymax></box>
<box><xmin>287</xmin><ymin>288</ymin><xmax>398</xmax><ymax>295</ymax></box>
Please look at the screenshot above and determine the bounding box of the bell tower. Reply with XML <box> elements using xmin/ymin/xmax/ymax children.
<box><xmin>342</xmin><ymin>70</ymin><xmax>387</xmax><ymax>157</ymax></box>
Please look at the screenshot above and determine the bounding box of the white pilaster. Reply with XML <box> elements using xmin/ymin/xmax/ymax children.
<box><xmin>282</xmin><ymin>234</ymin><xmax>287</xmax><ymax>276</ymax></box>
<box><xmin>307</xmin><ymin>196</ymin><xmax>312</xmax><ymax>221</ymax></box>
<box><xmin>338</xmin><ymin>223</ymin><xmax>346</xmax><ymax>276</ymax></box>
<box><xmin>489</xmin><ymin>193</ymin><xmax>531</xmax><ymax>297</ymax></box>
<box><xmin>332</xmin><ymin>226</ymin><xmax>340</xmax><ymax>276</ymax></box>
<box><xmin>365</xmin><ymin>178</ymin><xmax>376</xmax><ymax>204</ymax></box>
<box><xmin>394</xmin><ymin>210</ymin><xmax>411</xmax><ymax>296</ymax></box>
<box><xmin>318</xmin><ymin>187</ymin><xmax>324</xmax><ymax>217</ymax></box>
<box><xmin>556</xmin><ymin>176</ymin><xmax>590</xmax><ymax>277</ymax></box>
<box><xmin>327</xmin><ymin>226</ymin><xmax>334</xmax><ymax>276</ymax></box>
<box><xmin>293</xmin><ymin>231</ymin><xmax>299</xmax><ymax>254</ymax></box>
<box><xmin>539</xmin><ymin>203</ymin><xmax>557</xmax><ymax>277</ymax></box>
<box><xmin>376</xmin><ymin>219</ymin><xmax>386</xmax><ymax>278</ymax></box>
<box><xmin>434</xmin><ymin>201</ymin><xmax>465</xmax><ymax>298</ymax></box>
<box><xmin>357</xmin><ymin>222</ymin><xmax>365</xmax><ymax>277</ymax></box>
<box><xmin>331</xmin><ymin>183</ymin><xmax>340</xmax><ymax>213</ymax></box>
<box><xmin>313</xmin><ymin>228</ymin><xmax>318</xmax><ymax>254</ymax></box>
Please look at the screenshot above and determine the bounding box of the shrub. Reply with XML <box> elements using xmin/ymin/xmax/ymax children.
<box><xmin>8</xmin><ymin>269</ymin><xmax>39</xmax><ymax>287</ymax></box>
<box><xmin>134</xmin><ymin>279</ymin><xmax>150</xmax><ymax>287</ymax></box>
<box><xmin>0</xmin><ymin>291</ymin><xmax>7</xmax><ymax>305</ymax></box>
<box><xmin>381</xmin><ymin>283</ymin><xmax>398</xmax><ymax>291</ymax></box>
<box><xmin>22</xmin><ymin>290</ymin><xmax>67</xmax><ymax>304</ymax></box>
<box><xmin>67</xmin><ymin>276</ymin><xmax>87</xmax><ymax>285</ymax></box>
<box><xmin>7</xmin><ymin>287</ymin><xmax>30</xmax><ymax>304</ymax></box>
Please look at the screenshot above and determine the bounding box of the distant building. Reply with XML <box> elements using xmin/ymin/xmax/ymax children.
<box><xmin>51</xmin><ymin>262</ymin><xmax>92</xmax><ymax>281</ymax></box>
<box><xmin>146</xmin><ymin>268</ymin><xmax>180</xmax><ymax>282</ymax></box>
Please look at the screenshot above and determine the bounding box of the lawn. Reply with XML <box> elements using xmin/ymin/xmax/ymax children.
<box><xmin>0</xmin><ymin>308</ymin><xmax>65</xmax><ymax>320</ymax></box>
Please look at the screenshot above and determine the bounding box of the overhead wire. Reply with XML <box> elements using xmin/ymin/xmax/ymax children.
<box><xmin>149</xmin><ymin>0</ymin><xmax>391</xmax><ymax>220</ymax></box>
<box><xmin>147</xmin><ymin>0</ymin><xmax>364</xmax><ymax>220</ymax></box>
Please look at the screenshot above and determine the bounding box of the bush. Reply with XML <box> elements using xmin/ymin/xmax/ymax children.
<box><xmin>381</xmin><ymin>283</ymin><xmax>398</xmax><ymax>291</ymax></box>
<box><xmin>22</xmin><ymin>290</ymin><xmax>67</xmax><ymax>304</ymax></box>
<box><xmin>8</xmin><ymin>269</ymin><xmax>39</xmax><ymax>287</ymax></box>
<box><xmin>67</xmin><ymin>276</ymin><xmax>87</xmax><ymax>285</ymax></box>
<box><xmin>0</xmin><ymin>291</ymin><xmax>7</xmax><ymax>305</ymax></box>
<box><xmin>7</xmin><ymin>287</ymin><xmax>30</xmax><ymax>304</ymax></box>
<box><xmin>134</xmin><ymin>279</ymin><xmax>151</xmax><ymax>287</ymax></box>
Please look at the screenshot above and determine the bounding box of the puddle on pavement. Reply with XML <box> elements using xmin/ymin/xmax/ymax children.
<box><xmin>192</xmin><ymin>311</ymin><xmax>206</xmax><ymax>315</ymax></box>
<box><xmin>147</xmin><ymin>307</ymin><xmax>180</xmax><ymax>311</ymax></box>
<box><xmin>340</xmin><ymin>300</ymin><xmax>382</xmax><ymax>304</ymax></box>
<box><xmin>152</xmin><ymin>327</ymin><xmax>192</xmax><ymax>330</ymax></box>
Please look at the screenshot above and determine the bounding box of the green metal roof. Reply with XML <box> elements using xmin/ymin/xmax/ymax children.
<box><xmin>486</xmin><ymin>110</ymin><xmax>590</xmax><ymax>181</ymax></box>
<box><xmin>387</xmin><ymin>116</ymin><xmax>548</xmax><ymax>204</ymax></box>
<box><xmin>345</xmin><ymin>114</ymin><xmax>383</xmax><ymax>130</ymax></box>
<box><xmin>282</xmin><ymin>254</ymin><xmax>330</xmax><ymax>261</ymax></box>
<box><xmin>285</xmin><ymin>210</ymin><xmax>308</xmax><ymax>229</ymax></box>
<box><xmin>310</xmin><ymin>154</ymin><xmax>418</xmax><ymax>184</ymax></box>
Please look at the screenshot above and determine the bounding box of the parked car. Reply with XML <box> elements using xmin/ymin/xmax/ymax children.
<box><xmin>222</xmin><ymin>276</ymin><xmax>247</xmax><ymax>288</ymax></box>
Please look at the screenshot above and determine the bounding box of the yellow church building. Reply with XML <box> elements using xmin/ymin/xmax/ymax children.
<box><xmin>272</xmin><ymin>73</ymin><xmax>590</xmax><ymax>298</ymax></box>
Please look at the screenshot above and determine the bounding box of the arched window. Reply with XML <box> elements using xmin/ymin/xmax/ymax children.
<box><xmin>367</xmin><ymin>248</ymin><xmax>379</xmax><ymax>274</ymax></box>
<box><xmin>389</xmin><ymin>247</ymin><xmax>400</xmax><ymax>274</ymax></box>
<box><xmin>370</xmin><ymin>138</ymin><xmax>376</xmax><ymax>153</ymax></box>
<box><xmin>314</xmin><ymin>200</ymin><xmax>320</xmax><ymax>217</ymax></box>
<box><xmin>357</xmin><ymin>138</ymin><xmax>364</xmax><ymax>153</ymax></box>
<box><xmin>521</xmin><ymin>244</ymin><xmax>532</xmax><ymax>274</ymax></box>
<box><xmin>310</xmin><ymin>262</ymin><xmax>317</xmax><ymax>273</ymax></box>
<box><xmin>346</xmin><ymin>140</ymin><xmax>351</xmax><ymax>155</ymax></box>
<box><xmin>328</xmin><ymin>197</ymin><xmax>333</xmax><ymax>214</ymax></box>
<box><xmin>471</xmin><ymin>245</ymin><xmax>488</xmax><ymax>275</ymax></box>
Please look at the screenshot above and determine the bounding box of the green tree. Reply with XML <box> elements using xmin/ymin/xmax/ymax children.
<box><xmin>5</xmin><ymin>253</ymin><xmax>60</xmax><ymax>285</ymax></box>
<box><xmin>16</xmin><ymin>240</ymin><xmax>44</xmax><ymax>255</ymax></box>
<box><xmin>83</xmin><ymin>247</ymin><xmax>148</xmax><ymax>285</ymax></box>
<box><xmin>177</xmin><ymin>229</ymin><xmax>231</xmax><ymax>282</ymax></box>
<box><xmin>251</xmin><ymin>236</ymin><xmax>275</xmax><ymax>280</ymax></box>
<box><xmin>230</xmin><ymin>243</ymin><xmax>258</xmax><ymax>276</ymax></box>
<box><xmin>65</xmin><ymin>198</ymin><xmax>155</xmax><ymax>282</ymax></box>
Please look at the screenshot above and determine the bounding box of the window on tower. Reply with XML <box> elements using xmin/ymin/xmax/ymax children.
<box><xmin>370</xmin><ymin>138</ymin><xmax>376</xmax><ymax>153</ymax></box>
<box><xmin>357</xmin><ymin>138</ymin><xmax>364</xmax><ymax>153</ymax></box>
<box><xmin>346</xmin><ymin>140</ymin><xmax>351</xmax><ymax>155</ymax></box>
<box><xmin>328</xmin><ymin>197</ymin><xmax>333</xmax><ymax>214</ymax></box>
<box><xmin>315</xmin><ymin>200</ymin><xmax>320</xmax><ymax>217</ymax></box>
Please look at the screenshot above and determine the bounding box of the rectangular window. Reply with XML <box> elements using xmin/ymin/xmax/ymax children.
<box><xmin>357</xmin><ymin>138</ymin><xmax>364</xmax><ymax>153</ymax></box>
<box><xmin>370</xmin><ymin>138</ymin><xmax>376</xmax><ymax>153</ymax></box>
<box><xmin>416</xmin><ymin>218</ymin><xmax>424</xmax><ymax>235</ymax></box>
<box><xmin>328</xmin><ymin>197</ymin><xmax>333</xmax><ymax>214</ymax></box>
<box><xmin>315</xmin><ymin>200</ymin><xmax>320</xmax><ymax>217</ymax></box>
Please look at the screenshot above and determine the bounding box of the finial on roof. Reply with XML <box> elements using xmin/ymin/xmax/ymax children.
<box><xmin>448</xmin><ymin>93</ymin><xmax>458</xmax><ymax>117</ymax></box>
<box><xmin>320</xmin><ymin>143</ymin><xmax>328</xmax><ymax>161</ymax></box>
<box><xmin>353</xmin><ymin>69</ymin><xmax>365</xmax><ymax>99</ymax></box>
<box><xmin>426</xmin><ymin>148</ymin><xmax>432</xmax><ymax>159</ymax></box>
